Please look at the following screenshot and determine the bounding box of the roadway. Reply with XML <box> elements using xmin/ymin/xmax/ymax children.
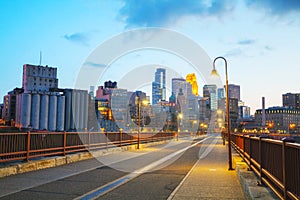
<box><xmin>0</xmin><ymin>134</ymin><xmax>243</xmax><ymax>199</ymax></box>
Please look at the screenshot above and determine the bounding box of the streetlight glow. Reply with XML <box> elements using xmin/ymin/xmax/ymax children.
<box><xmin>142</xmin><ymin>99</ymin><xmax>149</xmax><ymax>106</ymax></box>
<box><xmin>210</xmin><ymin>68</ymin><xmax>220</xmax><ymax>77</ymax></box>
<box><xmin>212</xmin><ymin>56</ymin><xmax>233</xmax><ymax>170</ymax></box>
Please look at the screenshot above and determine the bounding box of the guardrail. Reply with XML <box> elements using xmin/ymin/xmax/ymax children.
<box><xmin>0</xmin><ymin>131</ymin><xmax>195</xmax><ymax>163</ymax></box>
<box><xmin>231</xmin><ymin>133</ymin><xmax>300</xmax><ymax>200</ymax></box>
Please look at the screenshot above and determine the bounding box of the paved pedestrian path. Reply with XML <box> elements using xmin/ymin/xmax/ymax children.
<box><xmin>170</xmin><ymin>135</ymin><xmax>245</xmax><ymax>199</ymax></box>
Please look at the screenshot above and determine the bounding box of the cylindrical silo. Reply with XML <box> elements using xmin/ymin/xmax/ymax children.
<box><xmin>39</xmin><ymin>94</ymin><xmax>49</xmax><ymax>130</ymax></box>
<box><xmin>31</xmin><ymin>94</ymin><xmax>40</xmax><ymax>130</ymax></box>
<box><xmin>83</xmin><ymin>91</ymin><xmax>88</xmax><ymax>130</ymax></box>
<box><xmin>64</xmin><ymin>90</ymin><xmax>72</xmax><ymax>131</ymax></box>
<box><xmin>56</xmin><ymin>95</ymin><xmax>65</xmax><ymax>131</ymax></box>
<box><xmin>70</xmin><ymin>90</ymin><xmax>76</xmax><ymax>130</ymax></box>
<box><xmin>78</xmin><ymin>91</ymin><xmax>84</xmax><ymax>130</ymax></box>
<box><xmin>15</xmin><ymin>94</ymin><xmax>22</xmax><ymax>128</ymax></box>
<box><xmin>74</xmin><ymin>91</ymin><xmax>80</xmax><ymax>130</ymax></box>
<box><xmin>21</xmin><ymin>93</ymin><xmax>31</xmax><ymax>128</ymax></box>
<box><xmin>48</xmin><ymin>95</ymin><xmax>57</xmax><ymax>131</ymax></box>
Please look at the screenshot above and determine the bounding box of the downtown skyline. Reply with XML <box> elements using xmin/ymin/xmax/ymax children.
<box><xmin>1</xmin><ymin>0</ymin><xmax>300</xmax><ymax>114</ymax></box>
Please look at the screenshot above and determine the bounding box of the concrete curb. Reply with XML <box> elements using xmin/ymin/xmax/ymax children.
<box><xmin>0</xmin><ymin>140</ymin><xmax>169</xmax><ymax>178</ymax></box>
<box><xmin>233</xmin><ymin>153</ymin><xmax>278</xmax><ymax>200</ymax></box>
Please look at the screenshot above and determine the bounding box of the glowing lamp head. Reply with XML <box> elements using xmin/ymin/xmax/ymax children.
<box><xmin>210</xmin><ymin>68</ymin><xmax>220</xmax><ymax>77</ymax></box>
<box><xmin>142</xmin><ymin>100</ymin><xmax>149</xmax><ymax>105</ymax></box>
<box><xmin>178</xmin><ymin>113</ymin><xmax>183</xmax><ymax>119</ymax></box>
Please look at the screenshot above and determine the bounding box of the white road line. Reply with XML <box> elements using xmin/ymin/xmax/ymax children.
<box><xmin>167</xmin><ymin>135</ymin><xmax>217</xmax><ymax>200</ymax></box>
<box><xmin>75</xmin><ymin>136</ymin><xmax>211</xmax><ymax>200</ymax></box>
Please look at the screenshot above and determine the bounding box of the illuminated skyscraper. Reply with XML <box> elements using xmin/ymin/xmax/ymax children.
<box><xmin>203</xmin><ymin>84</ymin><xmax>217</xmax><ymax>110</ymax></box>
<box><xmin>152</xmin><ymin>68</ymin><xmax>166</xmax><ymax>104</ymax></box>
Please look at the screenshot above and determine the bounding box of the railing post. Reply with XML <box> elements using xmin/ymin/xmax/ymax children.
<box><xmin>242</xmin><ymin>135</ymin><xmax>245</xmax><ymax>152</ymax></box>
<box><xmin>248</xmin><ymin>135</ymin><xmax>253</xmax><ymax>171</ymax></box>
<box><xmin>222</xmin><ymin>131</ymin><xmax>225</xmax><ymax>145</ymax></box>
<box><xmin>119</xmin><ymin>129</ymin><xmax>122</xmax><ymax>147</ymax></box>
<box><xmin>282</xmin><ymin>137</ymin><xmax>295</xmax><ymax>200</ymax></box>
<box><xmin>258</xmin><ymin>134</ymin><xmax>269</xmax><ymax>185</ymax></box>
<box><xmin>152</xmin><ymin>132</ymin><xmax>154</xmax><ymax>143</ymax></box>
<box><xmin>88</xmin><ymin>132</ymin><xmax>90</xmax><ymax>151</ymax></box>
<box><xmin>63</xmin><ymin>131</ymin><xmax>66</xmax><ymax>156</ymax></box>
<box><xmin>26</xmin><ymin>131</ymin><xmax>31</xmax><ymax>161</ymax></box>
<box><xmin>106</xmin><ymin>131</ymin><xmax>108</xmax><ymax>149</ymax></box>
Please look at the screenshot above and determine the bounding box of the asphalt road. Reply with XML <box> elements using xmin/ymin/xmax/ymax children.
<box><xmin>0</xmin><ymin>136</ymin><xmax>207</xmax><ymax>200</ymax></box>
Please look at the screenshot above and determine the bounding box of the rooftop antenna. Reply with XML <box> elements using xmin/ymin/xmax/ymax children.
<box><xmin>39</xmin><ymin>51</ymin><xmax>42</xmax><ymax>66</ymax></box>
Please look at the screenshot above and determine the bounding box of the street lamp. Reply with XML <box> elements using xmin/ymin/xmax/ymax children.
<box><xmin>177</xmin><ymin>113</ymin><xmax>183</xmax><ymax>141</ymax></box>
<box><xmin>212</xmin><ymin>56</ymin><xmax>233</xmax><ymax>170</ymax></box>
<box><xmin>200</xmin><ymin>123</ymin><xmax>204</xmax><ymax>134</ymax></box>
<box><xmin>192</xmin><ymin>120</ymin><xmax>197</xmax><ymax>135</ymax></box>
<box><xmin>136</xmin><ymin>97</ymin><xmax>148</xmax><ymax>149</ymax></box>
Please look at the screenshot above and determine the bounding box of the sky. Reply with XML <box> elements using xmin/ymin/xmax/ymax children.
<box><xmin>1</xmin><ymin>0</ymin><xmax>300</xmax><ymax>114</ymax></box>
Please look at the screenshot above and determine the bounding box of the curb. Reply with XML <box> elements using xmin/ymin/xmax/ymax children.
<box><xmin>0</xmin><ymin>140</ymin><xmax>169</xmax><ymax>178</ymax></box>
<box><xmin>233</xmin><ymin>153</ymin><xmax>278</xmax><ymax>200</ymax></box>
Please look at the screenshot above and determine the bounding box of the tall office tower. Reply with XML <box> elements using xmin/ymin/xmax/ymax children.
<box><xmin>172</xmin><ymin>77</ymin><xmax>198</xmax><ymax>131</ymax></box>
<box><xmin>172</xmin><ymin>78</ymin><xmax>186</xmax><ymax>98</ymax></box>
<box><xmin>203</xmin><ymin>85</ymin><xmax>217</xmax><ymax>110</ymax></box>
<box><xmin>172</xmin><ymin>78</ymin><xmax>194</xmax><ymax>110</ymax></box>
<box><xmin>152</xmin><ymin>68</ymin><xmax>166</xmax><ymax>104</ymax></box>
<box><xmin>199</xmin><ymin>97</ymin><xmax>210</xmax><ymax>122</ymax></box>
<box><xmin>22</xmin><ymin>64</ymin><xmax>58</xmax><ymax>93</ymax></box>
<box><xmin>282</xmin><ymin>93</ymin><xmax>300</xmax><ymax>110</ymax></box>
<box><xmin>217</xmin><ymin>88</ymin><xmax>225</xmax><ymax>100</ymax></box>
<box><xmin>228</xmin><ymin>84</ymin><xmax>240</xmax><ymax>101</ymax></box>
<box><xmin>89</xmin><ymin>86</ymin><xmax>95</xmax><ymax>99</ymax></box>
<box><xmin>110</xmin><ymin>88</ymin><xmax>129</xmax><ymax>129</ymax></box>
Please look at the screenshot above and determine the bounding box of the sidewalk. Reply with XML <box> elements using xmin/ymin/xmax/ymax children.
<box><xmin>169</xmin><ymin>136</ymin><xmax>245</xmax><ymax>200</ymax></box>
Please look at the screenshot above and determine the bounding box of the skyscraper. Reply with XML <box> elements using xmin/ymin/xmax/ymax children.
<box><xmin>152</xmin><ymin>68</ymin><xmax>166</xmax><ymax>104</ymax></box>
<box><xmin>217</xmin><ymin>88</ymin><xmax>225</xmax><ymax>100</ymax></box>
<box><xmin>172</xmin><ymin>78</ymin><xmax>186</xmax><ymax>98</ymax></box>
<box><xmin>283</xmin><ymin>93</ymin><xmax>300</xmax><ymax>110</ymax></box>
<box><xmin>228</xmin><ymin>84</ymin><xmax>240</xmax><ymax>101</ymax></box>
<box><xmin>203</xmin><ymin>85</ymin><xmax>217</xmax><ymax>110</ymax></box>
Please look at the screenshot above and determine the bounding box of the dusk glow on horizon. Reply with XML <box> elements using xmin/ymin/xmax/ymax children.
<box><xmin>1</xmin><ymin>0</ymin><xmax>300</xmax><ymax>114</ymax></box>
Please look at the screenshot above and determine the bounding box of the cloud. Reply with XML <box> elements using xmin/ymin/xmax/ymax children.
<box><xmin>119</xmin><ymin>0</ymin><xmax>236</xmax><ymax>27</ymax></box>
<box><xmin>223</xmin><ymin>48</ymin><xmax>243</xmax><ymax>57</ymax></box>
<box><xmin>264</xmin><ymin>45</ymin><xmax>274</xmax><ymax>51</ymax></box>
<box><xmin>84</xmin><ymin>62</ymin><xmax>106</xmax><ymax>68</ymax></box>
<box><xmin>237</xmin><ymin>39</ymin><xmax>256</xmax><ymax>45</ymax></box>
<box><xmin>63</xmin><ymin>33</ymin><xmax>89</xmax><ymax>45</ymax></box>
<box><xmin>246</xmin><ymin>0</ymin><xmax>300</xmax><ymax>15</ymax></box>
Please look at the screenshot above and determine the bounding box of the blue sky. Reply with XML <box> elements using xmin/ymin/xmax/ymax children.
<box><xmin>1</xmin><ymin>0</ymin><xmax>300</xmax><ymax>114</ymax></box>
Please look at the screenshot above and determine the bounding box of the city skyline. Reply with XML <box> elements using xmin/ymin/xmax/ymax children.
<box><xmin>1</xmin><ymin>0</ymin><xmax>300</xmax><ymax>114</ymax></box>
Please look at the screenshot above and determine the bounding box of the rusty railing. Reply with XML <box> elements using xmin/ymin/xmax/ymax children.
<box><xmin>0</xmin><ymin>131</ymin><xmax>193</xmax><ymax>163</ymax></box>
<box><xmin>231</xmin><ymin>133</ymin><xmax>300</xmax><ymax>200</ymax></box>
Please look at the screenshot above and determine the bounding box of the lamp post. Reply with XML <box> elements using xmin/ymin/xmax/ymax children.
<box><xmin>136</xmin><ymin>96</ymin><xmax>141</xmax><ymax>149</ymax></box>
<box><xmin>212</xmin><ymin>56</ymin><xmax>233</xmax><ymax>170</ymax></box>
<box><xmin>136</xmin><ymin>97</ymin><xmax>148</xmax><ymax>149</ymax></box>
<box><xmin>177</xmin><ymin>113</ymin><xmax>183</xmax><ymax>141</ymax></box>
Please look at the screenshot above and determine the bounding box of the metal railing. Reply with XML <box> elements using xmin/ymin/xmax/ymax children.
<box><xmin>0</xmin><ymin>131</ymin><xmax>193</xmax><ymax>163</ymax></box>
<box><xmin>231</xmin><ymin>133</ymin><xmax>300</xmax><ymax>200</ymax></box>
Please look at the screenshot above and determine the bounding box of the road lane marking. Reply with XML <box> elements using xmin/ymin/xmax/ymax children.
<box><xmin>75</xmin><ymin>136</ymin><xmax>211</xmax><ymax>200</ymax></box>
<box><xmin>167</xmin><ymin>135</ymin><xmax>218</xmax><ymax>200</ymax></box>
